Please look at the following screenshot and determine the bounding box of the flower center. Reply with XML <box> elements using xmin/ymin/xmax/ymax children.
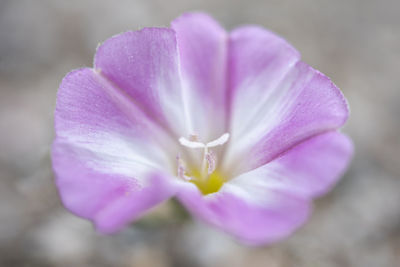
<box><xmin>177</xmin><ymin>133</ymin><xmax>230</xmax><ymax>195</ymax></box>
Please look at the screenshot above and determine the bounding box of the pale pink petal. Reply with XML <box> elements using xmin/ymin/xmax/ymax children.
<box><xmin>177</xmin><ymin>182</ymin><xmax>310</xmax><ymax>245</ymax></box>
<box><xmin>55</xmin><ymin>68</ymin><xmax>175</xmax><ymax>161</ymax></box>
<box><xmin>53</xmin><ymin>142</ymin><xmax>176</xmax><ymax>233</ymax></box>
<box><xmin>171</xmin><ymin>12</ymin><xmax>228</xmax><ymax>140</ymax></box>
<box><xmin>53</xmin><ymin>68</ymin><xmax>176</xmax><ymax>232</ymax></box>
<box><xmin>247</xmin><ymin>63</ymin><xmax>348</xmax><ymax>171</ymax></box>
<box><xmin>229</xmin><ymin>131</ymin><xmax>353</xmax><ymax>199</ymax></box>
<box><xmin>94</xmin><ymin>28</ymin><xmax>188</xmax><ymax>136</ymax></box>
<box><xmin>225</xmin><ymin>29</ymin><xmax>348</xmax><ymax>172</ymax></box>
<box><xmin>176</xmin><ymin>132</ymin><xmax>351</xmax><ymax>245</ymax></box>
<box><xmin>227</xmin><ymin>26</ymin><xmax>300</xmax><ymax>140</ymax></box>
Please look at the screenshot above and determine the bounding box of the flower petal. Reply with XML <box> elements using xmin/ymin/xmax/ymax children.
<box><xmin>225</xmin><ymin>27</ymin><xmax>348</xmax><ymax>172</ymax></box>
<box><xmin>247</xmin><ymin>63</ymin><xmax>349</xmax><ymax>171</ymax></box>
<box><xmin>229</xmin><ymin>131</ymin><xmax>353</xmax><ymax>199</ymax></box>
<box><xmin>55</xmin><ymin>68</ymin><xmax>176</xmax><ymax>163</ymax></box>
<box><xmin>52</xmin><ymin>142</ymin><xmax>176</xmax><ymax>233</ymax></box>
<box><xmin>177</xmin><ymin>182</ymin><xmax>310</xmax><ymax>245</ymax></box>
<box><xmin>176</xmin><ymin>132</ymin><xmax>351</xmax><ymax>245</ymax></box>
<box><xmin>171</xmin><ymin>12</ymin><xmax>228</xmax><ymax>140</ymax></box>
<box><xmin>94</xmin><ymin>28</ymin><xmax>188</xmax><ymax>136</ymax></box>
<box><xmin>227</xmin><ymin>26</ymin><xmax>300</xmax><ymax>141</ymax></box>
<box><xmin>53</xmin><ymin>68</ymin><xmax>177</xmax><ymax>232</ymax></box>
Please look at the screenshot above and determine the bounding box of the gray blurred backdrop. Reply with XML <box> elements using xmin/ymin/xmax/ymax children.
<box><xmin>1</xmin><ymin>0</ymin><xmax>399</xmax><ymax>266</ymax></box>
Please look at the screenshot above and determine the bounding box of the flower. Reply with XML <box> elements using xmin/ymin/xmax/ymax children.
<box><xmin>52</xmin><ymin>12</ymin><xmax>353</xmax><ymax>245</ymax></box>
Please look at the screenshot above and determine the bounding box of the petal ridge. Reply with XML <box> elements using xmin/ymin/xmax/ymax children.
<box><xmin>171</xmin><ymin>12</ymin><xmax>229</xmax><ymax>140</ymax></box>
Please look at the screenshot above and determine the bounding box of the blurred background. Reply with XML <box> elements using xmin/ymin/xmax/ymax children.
<box><xmin>1</xmin><ymin>0</ymin><xmax>399</xmax><ymax>266</ymax></box>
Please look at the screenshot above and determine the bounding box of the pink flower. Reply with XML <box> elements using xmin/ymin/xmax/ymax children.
<box><xmin>52</xmin><ymin>12</ymin><xmax>353</xmax><ymax>245</ymax></box>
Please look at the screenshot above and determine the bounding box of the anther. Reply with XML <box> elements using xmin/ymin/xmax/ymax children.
<box><xmin>206</xmin><ymin>151</ymin><xmax>216</xmax><ymax>174</ymax></box>
<box><xmin>189</xmin><ymin>134</ymin><xmax>199</xmax><ymax>142</ymax></box>
<box><xmin>176</xmin><ymin>154</ymin><xmax>191</xmax><ymax>181</ymax></box>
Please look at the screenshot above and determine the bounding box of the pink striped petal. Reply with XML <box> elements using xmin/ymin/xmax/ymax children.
<box><xmin>225</xmin><ymin>26</ymin><xmax>348</xmax><ymax>173</ymax></box>
<box><xmin>94</xmin><ymin>28</ymin><xmax>188</xmax><ymax>136</ymax></box>
<box><xmin>176</xmin><ymin>132</ymin><xmax>351</xmax><ymax>244</ymax></box>
<box><xmin>171</xmin><ymin>12</ymin><xmax>228</xmax><ymax>140</ymax></box>
<box><xmin>229</xmin><ymin>131</ymin><xmax>353</xmax><ymax>199</ymax></box>
<box><xmin>177</xmin><ymin>182</ymin><xmax>310</xmax><ymax>245</ymax></box>
<box><xmin>53</xmin><ymin>68</ymin><xmax>176</xmax><ymax>232</ymax></box>
<box><xmin>227</xmin><ymin>26</ymin><xmax>300</xmax><ymax>141</ymax></box>
<box><xmin>53</xmin><ymin>142</ymin><xmax>176</xmax><ymax>233</ymax></box>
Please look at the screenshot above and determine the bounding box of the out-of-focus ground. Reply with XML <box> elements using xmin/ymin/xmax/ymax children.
<box><xmin>1</xmin><ymin>0</ymin><xmax>399</xmax><ymax>266</ymax></box>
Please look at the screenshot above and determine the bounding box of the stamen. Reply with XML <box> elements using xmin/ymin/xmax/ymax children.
<box><xmin>200</xmin><ymin>146</ymin><xmax>209</xmax><ymax>179</ymax></box>
<box><xmin>206</xmin><ymin>151</ymin><xmax>216</xmax><ymax>174</ymax></box>
<box><xmin>176</xmin><ymin>155</ymin><xmax>191</xmax><ymax>181</ymax></box>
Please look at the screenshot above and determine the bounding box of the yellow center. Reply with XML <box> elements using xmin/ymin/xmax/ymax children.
<box><xmin>188</xmin><ymin>168</ymin><xmax>225</xmax><ymax>195</ymax></box>
<box><xmin>177</xmin><ymin>133</ymin><xmax>230</xmax><ymax>195</ymax></box>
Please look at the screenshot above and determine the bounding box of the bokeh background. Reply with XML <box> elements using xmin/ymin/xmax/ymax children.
<box><xmin>1</xmin><ymin>0</ymin><xmax>400</xmax><ymax>266</ymax></box>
